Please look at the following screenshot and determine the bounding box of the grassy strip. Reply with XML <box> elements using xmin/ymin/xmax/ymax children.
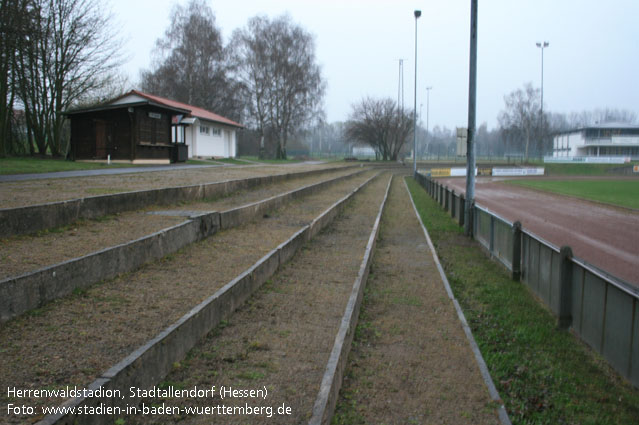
<box><xmin>405</xmin><ymin>177</ymin><xmax>639</xmax><ymax>425</ymax></box>
<box><xmin>237</xmin><ymin>155</ymin><xmax>302</xmax><ymax>164</ymax></box>
<box><xmin>209</xmin><ymin>157</ymin><xmax>245</xmax><ymax>165</ymax></box>
<box><xmin>506</xmin><ymin>179</ymin><xmax>639</xmax><ymax>209</ymax></box>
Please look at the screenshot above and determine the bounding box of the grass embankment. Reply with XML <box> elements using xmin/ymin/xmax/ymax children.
<box><xmin>507</xmin><ymin>179</ymin><xmax>639</xmax><ymax>209</ymax></box>
<box><xmin>405</xmin><ymin>177</ymin><xmax>639</xmax><ymax>425</ymax></box>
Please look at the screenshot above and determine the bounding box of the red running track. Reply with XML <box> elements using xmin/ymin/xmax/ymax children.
<box><xmin>437</xmin><ymin>177</ymin><xmax>639</xmax><ymax>287</ymax></box>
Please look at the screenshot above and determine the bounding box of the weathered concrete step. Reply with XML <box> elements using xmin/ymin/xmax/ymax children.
<box><xmin>0</xmin><ymin>164</ymin><xmax>359</xmax><ymax>237</ymax></box>
<box><xmin>0</xmin><ymin>167</ymin><xmax>360</xmax><ymax>281</ymax></box>
<box><xmin>0</xmin><ymin>169</ymin><xmax>366</xmax><ymax>323</ymax></box>
<box><xmin>0</xmin><ymin>171</ymin><xmax>380</xmax><ymax>425</ymax></box>
<box><xmin>113</xmin><ymin>174</ymin><xmax>393</xmax><ymax>425</ymax></box>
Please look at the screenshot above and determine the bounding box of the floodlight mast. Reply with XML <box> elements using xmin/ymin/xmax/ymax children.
<box><xmin>464</xmin><ymin>0</ymin><xmax>478</xmax><ymax>236</ymax></box>
<box><xmin>413</xmin><ymin>10</ymin><xmax>421</xmax><ymax>174</ymax></box>
<box><xmin>536</xmin><ymin>41</ymin><xmax>549</xmax><ymax>155</ymax></box>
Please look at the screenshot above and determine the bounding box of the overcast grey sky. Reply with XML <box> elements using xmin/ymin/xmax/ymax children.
<box><xmin>111</xmin><ymin>0</ymin><xmax>639</xmax><ymax>130</ymax></box>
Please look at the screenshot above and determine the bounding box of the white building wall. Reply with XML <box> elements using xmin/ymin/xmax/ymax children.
<box><xmin>554</xmin><ymin>132</ymin><xmax>585</xmax><ymax>158</ymax></box>
<box><xmin>185</xmin><ymin>119</ymin><xmax>236</xmax><ymax>158</ymax></box>
<box><xmin>184</xmin><ymin>126</ymin><xmax>198</xmax><ymax>158</ymax></box>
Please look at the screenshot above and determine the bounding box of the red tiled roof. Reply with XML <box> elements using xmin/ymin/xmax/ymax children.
<box><xmin>126</xmin><ymin>90</ymin><xmax>243</xmax><ymax>128</ymax></box>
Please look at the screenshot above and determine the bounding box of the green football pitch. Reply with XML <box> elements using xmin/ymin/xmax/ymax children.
<box><xmin>507</xmin><ymin>179</ymin><xmax>639</xmax><ymax>209</ymax></box>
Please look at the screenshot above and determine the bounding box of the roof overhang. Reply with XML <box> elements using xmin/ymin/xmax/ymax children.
<box><xmin>64</xmin><ymin>100</ymin><xmax>190</xmax><ymax>116</ymax></box>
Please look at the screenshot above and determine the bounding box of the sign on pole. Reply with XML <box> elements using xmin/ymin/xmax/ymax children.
<box><xmin>456</xmin><ymin>128</ymin><xmax>468</xmax><ymax>156</ymax></box>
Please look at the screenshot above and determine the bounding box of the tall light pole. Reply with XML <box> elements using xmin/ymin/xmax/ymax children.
<box><xmin>536</xmin><ymin>41</ymin><xmax>549</xmax><ymax>152</ymax></box>
<box><xmin>397</xmin><ymin>59</ymin><xmax>406</xmax><ymax>114</ymax></box>
<box><xmin>426</xmin><ymin>86</ymin><xmax>432</xmax><ymax>158</ymax></box>
<box><xmin>464</xmin><ymin>0</ymin><xmax>478</xmax><ymax>236</ymax></box>
<box><xmin>413</xmin><ymin>10</ymin><xmax>421</xmax><ymax>173</ymax></box>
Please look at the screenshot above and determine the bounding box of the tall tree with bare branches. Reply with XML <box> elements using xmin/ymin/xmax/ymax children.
<box><xmin>0</xmin><ymin>0</ymin><xmax>38</xmax><ymax>156</ymax></box>
<box><xmin>231</xmin><ymin>14</ymin><xmax>325</xmax><ymax>159</ymax></box>
<box><xmin>140</xmin><ymin>0</ymin><xmax>241</xmax><ymax>120</ymax></box>
<box><xmin>346</xmin><ymin>97</ymin><xmax>413</xmax><ymax>161</ymax></box>
<box><xmin>497</xmin><ymin>83</ymin><xmax>542</xmax><ymax>161</ymax></box>
<box><xmin>12</xmin><ymin>0</ymin><xmax>122</xmax><ymax>156</ymax></box>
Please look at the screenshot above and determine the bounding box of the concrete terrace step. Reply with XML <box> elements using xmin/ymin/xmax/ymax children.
<box><xmin>116</xmin><ymin>173</ymin><xmax>394</xmax><ymax>425</ymax></box>
<box><xmin>0</xmin><ymin>171</ymin><xmax>382</xmax><ymax>424</ymax></box>
<box><xmin>0</xmin><ymin>164</ymin><xmax>360</xmax><ymax>237</ymax></box>
<box><xmin>0</xmin><ymin>168</ymin><xmax>366</xmax><ymax>322</ymax></box>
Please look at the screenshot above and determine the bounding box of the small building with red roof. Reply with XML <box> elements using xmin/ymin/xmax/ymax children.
<box><xmin>65</xmin><ymin>90</ymin><xmax>243</xmax><ymax>163</ymax></box>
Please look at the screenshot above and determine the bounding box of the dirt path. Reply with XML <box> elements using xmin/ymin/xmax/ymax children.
<box><xmin>0</xmin><ymin>168</ymin><xmax>358</xmax><ymax>279</ymax></box>
<box><xmin>438</xmin><ymin>177</ymin><xmax>639</xmax><ymax>285</ymax></box>
<box><xmin>120</xmin><ymin>174</ymin><xmax>393</xmax><ymax>424</ymax></box>
<box><xmin>333</xmin><ymin>175</ymin><xmax>499</xmax><ymax>424</ymax></box>
<box><xmin>0</xmin><ymin>171</ymin><xmax>377</xmax><ymax>424</ymax></box>
<box><xmin>0</xmin><ymin>163</ymin><xmax>352</xmax><ymax>209</ymax></box>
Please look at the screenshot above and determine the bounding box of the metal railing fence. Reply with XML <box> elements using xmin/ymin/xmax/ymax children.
<box><xmin>413</xmin><ymin>171</ymin><xmax>638</xmax><ymax>388</ymax></box>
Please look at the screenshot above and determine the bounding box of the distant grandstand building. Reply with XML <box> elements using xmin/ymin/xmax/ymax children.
<box><xmin>551</xmin><ymin>123</ymin><xmax>639</xmax><ymax>162</ymax></box>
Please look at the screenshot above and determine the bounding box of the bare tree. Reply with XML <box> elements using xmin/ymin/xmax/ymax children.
<box><xmin>0</xmin><ymin>0</ymin><xmax>38</xmax><ymax>157</ymax></box>
<box><xmin>231</xmin><ymin>14</ymin><xmax>325</xmax><ymax>159</ymax></box>
<box><xmin>565</xmin><ymin>108</ymin><xmax>638</xmax><ymax>128</ymax></box>
<box><xmin>346</xmin><ymin>97</ymin><xmax>413</xmax><ymax>161</ymax></box>
<box><xmin>141</xmin><ymin>0</ymin><xmax>241</xmax><ymax>120</ymax></box>
<box><xmin>497</xmin><ymin>83</ymin><xmax>542</xmax><ymax>161</ymax></box>
<box><xmin>13</xmin><ymin>0</ymin><xmax>121</xmax><ymax>157</ymax></box>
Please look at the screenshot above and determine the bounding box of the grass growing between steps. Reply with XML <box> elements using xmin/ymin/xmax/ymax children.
<box><xmin>405</xmin><ymin>177</ymin><xmax>639</xmax><ymax>425</ymax></box>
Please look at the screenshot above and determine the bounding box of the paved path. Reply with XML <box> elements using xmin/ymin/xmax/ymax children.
<box><xmin>0</xmin><ymin>161</ymin><xmax>330</xmax><ymax>183</ymax></box>
<box><xmin>438</xmin><ymin>177</ymin><xmax>639</xmax><ymax>286</ymax></box>
<box><xmin>0</xmin><ymin>164</ymin><xmax>225</xmax><ymax>182</ymax></box>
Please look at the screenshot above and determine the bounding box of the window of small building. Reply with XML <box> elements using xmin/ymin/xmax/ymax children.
<box><xmin>211</xmin><ymin>127</ymin><xmax>221</xmax><ymax>136</ymax></box>
<box><xmin>200</xmin><ymin>125</ymin><xmax>210</xmax><ymax>135</ymax></box>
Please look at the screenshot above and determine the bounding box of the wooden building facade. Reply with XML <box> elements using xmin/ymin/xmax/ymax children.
<box><xmin>66</xmin><ymin>96</ymin><xmax>190</xmax><ymax>163</ymax></box>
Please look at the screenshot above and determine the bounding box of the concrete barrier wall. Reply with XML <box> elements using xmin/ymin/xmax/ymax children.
<box><xmin>473</xmin><ymin>206</ymin><xmax>514</xmax><ymax>270</ymax></box>
<box><xmin>310</xmin><ymin>175</ymin><xmax>392</xmax><ymax>425</ymax></box>
<box><xmin>1</xmin><ymin>170</ymin><xmax>366</xmax><ymax>323</ymax></box>
<box><xmin>521</xmin><ymin>233</ymin><xmax>562</xmax><ymax>315</ymax></box>
<box><xmin>37</xmin><ymin>172</ymin><xmax>381</xmax><ymax>425</ymax></box>
<box><xmin>569</xmin><ymin>259</ymin><xmax>639</xmax><ymax>386</ymax></box>
<box><xmin>414</xmin><ymin>171</ymin><xmax>639</xmax><ymax>388</ymax></box>
<box><xmin>0</xmin><ymin>165</ymin><xmax>358</xmax><ymax>237</ymax></box>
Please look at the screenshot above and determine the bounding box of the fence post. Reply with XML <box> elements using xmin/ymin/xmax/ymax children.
<box><xmin>451</xmin><ymin>191</ymin><xmax>456</xmax><ymax>218</ymax></box>
<box><xmin>489</xmin><ymin>214</ymin><xmax>495</xmax><ymax>253</ymax></box>
<box><xmin>511</xmin><ymin>221</ymin><xmax>522</xmax><ymax>281</ymax></box>
<box><xmin>469</xmin><ymin>201</ymin><xmax>475</xmax><ymax>238</ymax></box>
<box><xmin>459</xmin><ymin>195</ymin><xmax>465</xmax><ymax>227</ymax></box>
<box><xmin>444</xmin><ymin>187</ymin><xmax>449</xmax><ymax>211</ymax></box>
<box><xmin>558</xmin><ymin>246</ymin><xmax>573</xmax><ymax>330</ymax></box>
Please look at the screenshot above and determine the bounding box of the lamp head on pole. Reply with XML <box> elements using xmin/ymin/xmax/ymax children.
<box><xmin>414</xmin><ymin>10</ymin><xmax>421</xmax><ymax>18</ymax></box>
<box><xmin>536</xmin><ymin>41</ymin><xmax>549</xmax><ymax>48</ymax></box>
